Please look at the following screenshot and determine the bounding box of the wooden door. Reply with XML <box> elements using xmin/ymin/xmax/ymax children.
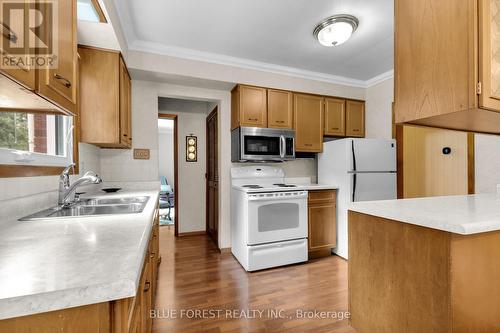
<box><xmin>206</xmin><ymin>107</ymin><xmax>219</xmax><ymax>247</ymax></box>
<box><xmin>0</xmin><ymin>0</ymin><xmax>35</xmax><ymax>90</ymax></box>
<box><xmin>324</xmin><ymin>98</ymin><xmax>346</xmax><ymax>136</ymax></box>
<box><xmin>479</xmin><ymin>0</ymin><xmax>500</xmax><ymax>111</ymax></box>
<box><xmin>267</xmin><ymin>89</ymin><xmax>293</xmax><ymax>129</ymax></box>
<box><xmin>293</xmin><ymin>93</ymin><xmax>324</xmax><ymax>152</ymax></box>
<box><xmin>398</xmin><ymin>125</ymin><xmax>473</xmax><ymax>198</ymax></box>
<box><xmin>37</xmin><ymin>0</ymin><xmax>78</xmax><ymax>114</ymax></box>
<box><xmin>119</xmin><ymin>57</ymin><xmax>131</xmax><ymax>147</ymax></box>
<box><xmin>308</xmin><ymin>190</ymin><xmax>336</xmax><ymax>251</ymax></box>
<box><xmin>239</xmin><ymin>85</ymin><xmax>267</xmax><ymax>127</ymax></box>
<box><xmin>346</xmin><ymin>100</ymin><xmax>365</xmax><ymax>137</ymax></box>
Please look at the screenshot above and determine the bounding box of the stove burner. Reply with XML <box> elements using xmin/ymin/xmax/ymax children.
<box><xmin>242</xmin><ymin>185</ymin><xmax>264</xmax><ymax>189</ymax></box>
<box><xmin>273</xmin><ymin>183</ymin><xmax>297</xmax><ymax>188</ymax></box>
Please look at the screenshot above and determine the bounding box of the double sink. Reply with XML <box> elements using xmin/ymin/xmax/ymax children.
<box><xmin>19</xmin><ymin>196</ymin><xmax>150</xmax><ymax>221</ymax></box>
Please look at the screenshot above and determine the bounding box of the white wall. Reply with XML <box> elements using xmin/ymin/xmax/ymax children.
<box><xmin>158</xmin><ymin>105</ymin><xmax>209</xmax><ymax>234</ymax></box>
<box><xmin>365</xmin><ymin>77</ymin><xmax>394</xmax><ymax>139</ymax></box>
<box><xmin>158</xmin><ymin>128</ymin><xmax>174</xmax><ymax>188</ymax></box>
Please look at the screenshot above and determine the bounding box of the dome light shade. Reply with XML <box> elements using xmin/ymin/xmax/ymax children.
<box><xmin>314</xmin><ymin>15</ymin><xmax>359</xmax><ymax>47</ymax></box>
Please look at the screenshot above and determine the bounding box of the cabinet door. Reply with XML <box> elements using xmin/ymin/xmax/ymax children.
<box><xmin>293</xmin><ymin>93</ymin><xmax>323</xmax><ymax>152</ymax></box>
<box><xmin>119</xmin><ymin>57</ymin><xmax>131</xmax><ymax>147</ymax></box>
<box><xmin>324</xmin><ymin>98</ymin><xmax>346</xmax><ymax>136</ymax></box>
<box><xmin>239</xmin><ymin>85</ymin><xmax>267</xmax><ymax>127</ymax></box>
<box><xmin>140</xmin><ymin>260</ymin><xmax>152</xmax><ymax>333</ymax></box>
<box><xmin>268</xmin><ymin>89</ymin><xmax>293</xmax><ymax>129</ymax></box>
<box><xmin>308</xmin><ymin>201</ymin><xmax>336</xmax><ymax>251</ymax></box>
<box><xmin>79</xmin><ymin>46</ymin><xmax>120</xmax><ymax>145</ymax></box>
<box><xmin>479</xmin><ymin>0</ymin><xmax>500</xmax><ymax>111</ymax></box>
<box><xmin>37</xmin><ymin>0</ymin><xmax>77</xmax><ymax>114</ymax></box>
<box><xmin>0</xmin><ymin>0</ymin><xmax>35</xmax><ymax>90</ymax></box>
<box><xmin>346</xmin><ymin>100</ymin><xmax>365</xmax><ymax>137</ymax></box>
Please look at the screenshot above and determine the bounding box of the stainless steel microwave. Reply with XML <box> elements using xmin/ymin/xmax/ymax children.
<box><xmin>231</xmin><ymin>127</ymin><xmax>295</xmax><ymax>162</ymax></box>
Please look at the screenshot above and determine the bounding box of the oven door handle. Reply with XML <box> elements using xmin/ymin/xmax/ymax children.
<box><xmin>279</xmin><ymin>135</ymin><xmax>285</xmax><ymax>159</ymax></box>
<box><xmin>248</xmin><ymin>191</ymin><xmax>308</xmax><ymax>201</ymax></box>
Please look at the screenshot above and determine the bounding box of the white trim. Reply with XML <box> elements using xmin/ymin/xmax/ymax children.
<box><xmin>129</xmin><ymin>39</ymin><xmax>371</xmax><ymax>88</ymax></box>
<box><xmin>365</xmin><ymin>70</ymin><xmax>394</xmax><ymax>87</ymax></box>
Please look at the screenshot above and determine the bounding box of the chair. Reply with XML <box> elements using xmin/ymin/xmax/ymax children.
<box><xmin>159</xmin><ymin>176</ymin><xmax>174</xmax><ymax>221</ymax></box>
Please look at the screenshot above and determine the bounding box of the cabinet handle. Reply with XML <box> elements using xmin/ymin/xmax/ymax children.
<box><xmin>353</xmin><ymin>129</ymin><xmax>359</xmax><ymax>132</ymax></box>
<box><xmin>123</xmin><ymin>134</ymin><xmax>128</xmax><ymax>137</ymax></box>
<box><xmin>331</xmin><ymin>127</ymin><xmax>339</xmax><ymax>130</ymax></box>
<box><xmin>1</xmin><ymin>22</ymin><xmax>17</xmax><ymax>43</ymax></box>
<box><xmin>276</xmin><ymin>120</ymin><xmax>285</xmax><ymax>123</ymax></box>
<box><xmin>304</xmin><ymin>143</ymin><xmax>313</xmax><ymax>147</ymax></box>
<box><xmin>143</xmin><ymin>281</ymin><xmax>151</xmax><ymax>292</ymax></box>
<box><xmin>150</xmin><ymin>252</ymin><xmax>155</xmax><ymax>259</ymax></box>
<box><xmin>248</xmin><ymin>118</ymin><xmax>258</xmax><ymax>121</ymax></box>
<box><xmin>53</xmin><ymin>74</ymin><xmax>72</xmax><ymax>88</ymax></box>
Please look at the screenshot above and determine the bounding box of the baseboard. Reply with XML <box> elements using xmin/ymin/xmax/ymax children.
<box><xmin>308</xmin><ymin>248</ymin><xmax>333</xmax><ymax>260</ymax></box>
<box><xmin>178</xmin><ymin>231</ymin><xmax>206</xmax><ymax>237</ymax></box>
<box><xmin>219</xmin><ymin>247</ymin><xmax>231</xmax><ymax>254</ymax></box>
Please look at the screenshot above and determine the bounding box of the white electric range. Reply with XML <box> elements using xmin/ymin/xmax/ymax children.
<box><xmin>231</xmin><ymin>166</ymin><xmax>308</xmax><ymax>271</ymax></box>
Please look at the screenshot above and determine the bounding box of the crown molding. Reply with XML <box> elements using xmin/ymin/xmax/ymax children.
<box><xmin>365</xmin><ymin>69</ymin><xmax>394</xmax><ymax>87</ymax></box>
<box><xmin>128</xmin><ymin>39</ymin><xmax>379</xmax><ymax>88</ymax></box>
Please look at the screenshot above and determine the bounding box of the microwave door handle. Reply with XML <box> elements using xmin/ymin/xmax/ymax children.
<box><xmin>280</xmin><ymin>135</ymin><xmax>285</xmax><ymax>159</ymax></box>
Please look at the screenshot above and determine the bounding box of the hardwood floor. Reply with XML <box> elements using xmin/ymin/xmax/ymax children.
<box><xmin>153</xmin><ymin>226</ymin><xmax>357</xmax><ymax>333</ymax></box>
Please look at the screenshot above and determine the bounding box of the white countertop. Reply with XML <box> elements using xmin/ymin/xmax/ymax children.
<box><xmin>0</xmin><ymin>190</ymin><xmax>159</xmax><ymax>320</ymax></box>
<box><xmin>349</xmin><ymin>193</ymin><xmax>500</xmax><ymax>235</ymax></box>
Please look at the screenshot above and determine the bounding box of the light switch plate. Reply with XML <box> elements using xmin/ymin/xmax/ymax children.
<box><xmin>133</xmin><ymin>149</ymin><xmax>150</xmax><ymax>160</ymax></box>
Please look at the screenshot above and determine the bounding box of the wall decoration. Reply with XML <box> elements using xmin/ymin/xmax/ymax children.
<box><xmin>186</xmin><ymin>135</ymin><xmax>197</xmax><ymax>162</ymax></box>
<box><xmin>133</xmin><ymin>148</ymin><xmax>150</xmax><ymax>160</ymax></box>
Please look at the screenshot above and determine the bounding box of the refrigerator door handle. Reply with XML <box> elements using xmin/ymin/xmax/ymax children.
<box><xmin>351</xmin><ymin>140</ymin><xmax>357</xmax><ymax>172</ymax></box>
<box><xmin>352</xmin><ymin>173</ymin><xmax>357</xmax><ymax>202</ymax></box>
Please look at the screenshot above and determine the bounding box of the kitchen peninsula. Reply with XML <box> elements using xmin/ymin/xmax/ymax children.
<box><xmin>348</xmin><ymin>193</ymin><xmax>500</xmax><ymax>333</ymax></box>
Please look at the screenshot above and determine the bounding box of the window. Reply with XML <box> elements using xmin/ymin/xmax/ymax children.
<box><xmin>0</xmin><ymin>112</ymin><xmax>74</xmax><ymax>167</ymax></box>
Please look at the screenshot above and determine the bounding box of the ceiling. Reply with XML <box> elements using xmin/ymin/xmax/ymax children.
<box><xmin>113</xmin><ymin>0</ymin><xmax>393</xmax><ymax>82</ymax></box>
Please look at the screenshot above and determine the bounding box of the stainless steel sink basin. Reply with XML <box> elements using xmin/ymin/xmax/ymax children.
<box><xmin>80</xmin><ymin>196</ymin><xmax>149</xmax><ymax>206</ymax></box>
<box><xmin>19</xmin><ymin>196</ymin><xmax>150</xmax><ymax>221</ymax></box>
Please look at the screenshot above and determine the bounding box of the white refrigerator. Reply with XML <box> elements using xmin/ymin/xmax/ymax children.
<box><xmin>318</xmin><ymin>138</ymin><xmax>397</xmax><ymax>259</ymax></box>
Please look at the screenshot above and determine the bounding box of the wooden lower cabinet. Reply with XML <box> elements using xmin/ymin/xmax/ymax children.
<box><xmin>308</xmin><ymin>190</ymin><xmax>337</xmax><ymax>257</ymax></box>
<box><xmin>0</xmin><ymin>210</ymin><xmax>161</xmax><ymax>333</ymax></box>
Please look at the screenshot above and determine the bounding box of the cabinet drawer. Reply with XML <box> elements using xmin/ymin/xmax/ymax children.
<box><xmin>308</xmin><ymin>190</ymin><xmax>336</xmax><ymax>204</ymax></box>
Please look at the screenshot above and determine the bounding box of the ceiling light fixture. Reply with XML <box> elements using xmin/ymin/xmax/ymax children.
<box><xmin>313</xmin><ymin>14</ymin><xmax>359</xmax><ymax>47</ymax></box>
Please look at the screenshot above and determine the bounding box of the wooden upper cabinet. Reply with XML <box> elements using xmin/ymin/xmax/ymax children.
<box><xmin>36</xmin><ymin>0</ymin><xmax>78</xmax><ymax>114</ymax></box>
<box><xmin>119</xmin><ymin>57</ymin><xmax>132</xmax><ymax>146</ymax></box>
<box><xmin>79</xmin><ymin>46</ymin><xmax>131</xmax><ymax>148</ymax></box>
<box><xmin>0</xmin><ymin>0</ymin><xmax>77</xmax><ymax>114</ymax></box>
<box><xmin>395</xmin><ymin>0</ymin><xmax>500</xmax><ymax>134</ymax></box>
<box><xmin>293</xmin><ymin>93</ymin><xmax>324</xmax><ymax>152</ymax></box>
<box><xmin>267</xmin><ymin>89</ymin><xmax>293</xmax><ymax>129</ymax></box>
<box><xmin>324</xmin><ymin>98</ymin><xmax>346</xmax><ymax>136</ymax></box>
<box><xmin>231</xmin><ymin>85</ymin><xmax>267</xmax><ymax>129</ymax></box>
<box><xmin>0</xmin><ymin>0</ymin><xmax>35</xmax><ymax>90</ymax></box>
<box><xmin>346</xmin><ymin>100</ymin><xmax>365</xmax><ymax>137</ymax></box>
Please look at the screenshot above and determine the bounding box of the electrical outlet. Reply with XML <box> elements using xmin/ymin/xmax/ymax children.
<box><xmin>133</xmin><ymin>149</ymin><xmax>150</xmax><ymax>160</ymax></box>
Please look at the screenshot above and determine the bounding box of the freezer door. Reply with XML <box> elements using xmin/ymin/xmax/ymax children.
<box><xmin>351</xmin><ymin>139</ymin><xmax>397</xmax><ymax>172</ymax></box>
<box><xmin>351</xmin><ymin>172</ymin><xmax>397</xmax><ymax>202</ymax></box>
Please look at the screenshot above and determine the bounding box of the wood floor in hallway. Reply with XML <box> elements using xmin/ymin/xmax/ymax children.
<box><xmin>152</xmin><ymin>226</ymin><xmax>357</xmax><ymax>333</ymax></box>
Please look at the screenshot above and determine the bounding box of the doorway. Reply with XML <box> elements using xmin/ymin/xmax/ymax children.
<box><xmin>158</xmin><ymin>114</ymin><xmax>179</xmax><ymax>236</ymax></box>
<box><xmin>206</xmin><ymin>106</ymin><xmax>219</xmax><ymax>246</ymax></box>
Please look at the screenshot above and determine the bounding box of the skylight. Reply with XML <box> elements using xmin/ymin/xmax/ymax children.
<box><xmin>77</xmin><ymin>0</ymin><xmax>103</xmax><ymax>23</ymax></box>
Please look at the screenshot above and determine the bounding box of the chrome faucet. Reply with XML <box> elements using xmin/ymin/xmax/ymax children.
<box><xmin>58</xmin><ymin>164</ymin><xmax>102</xmax><ymax>207</ymax></box>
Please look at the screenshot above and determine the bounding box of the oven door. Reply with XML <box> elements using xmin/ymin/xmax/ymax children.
<box><xmin>246</xmin><ymin>191</ymin><xmax>308</xmax><ymax>245</ymax></box>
